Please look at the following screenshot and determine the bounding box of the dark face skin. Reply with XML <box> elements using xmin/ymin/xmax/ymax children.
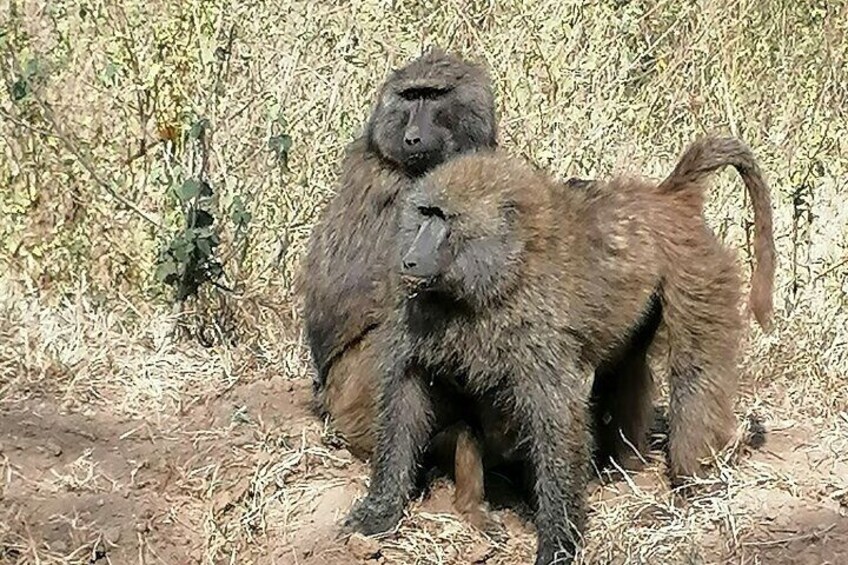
<box><xmin>366</xmin><ymin>60</ymin><xmax>496</xmax><ymax>177</ymax></box>
<box><xmin>369</xmin><ymin>86</ymin><xmax>463</xmax><ymax>176</ymax></box>
<box><xmin>397</xmin><ymin>189</ymin><xmax>524</xmax><ymax>308</ymax></box>
<box><xmin>396</xmin><ymin>87</ymin><xmax>453</xmax><ymax>175</ymax></box>
<box><xmin>400</xmin><ymin>205</ymin><xmax>451</xmax><ymax>285</ymax></box>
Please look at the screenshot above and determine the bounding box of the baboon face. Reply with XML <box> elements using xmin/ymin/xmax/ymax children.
<box><xmin>398</xmin><ymin>167</ymin><xmax>526</xmax><ymax>306</ymax></box>
<box><xmin>367</xmin><ymin>52</ymin><xmax>496</xmax><ymax>177</ymax></box>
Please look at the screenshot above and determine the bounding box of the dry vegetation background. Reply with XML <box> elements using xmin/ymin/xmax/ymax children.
<box><xmin>1</xmin><ymin>0</ymin><xmax>847</xmax><ymax>564</ymax></box>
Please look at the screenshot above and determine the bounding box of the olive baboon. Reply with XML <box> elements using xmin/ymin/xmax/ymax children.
<box><xmin>303</xmin><ymin>48</ymin><xmax>497</xmax><ymax>401</ymax></box>
<box><xmin>342</xmin><ymin>136</ymin><xmax>775</xmax><ymax>564</ymax></box>
<box><xmin>300</xmin><ymin>47</ymin><xmax>502</xmax><ymax>530</ymax></box>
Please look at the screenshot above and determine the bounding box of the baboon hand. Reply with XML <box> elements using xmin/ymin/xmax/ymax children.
<box><xmin>342</xmin><ymin>494</ymin><xmax>404</xmax><ymax>537</ymax></box>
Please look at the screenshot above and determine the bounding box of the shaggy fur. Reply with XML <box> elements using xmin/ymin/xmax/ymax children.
<box><xmin>343</xmin><ymin>136</ymin><xmax>775</xmax><ymax>565</ymax></box>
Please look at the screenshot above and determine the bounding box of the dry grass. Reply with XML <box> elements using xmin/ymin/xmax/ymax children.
<box><xmin>1</xmin><ymin>0</ymin><xmax>847</xmax><ymax>564</ymax></box>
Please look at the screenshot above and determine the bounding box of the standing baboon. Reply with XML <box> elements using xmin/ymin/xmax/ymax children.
<box><xmin>300</xmin><ymin>47</ymin><xmax>503</xmax><ymax>531</ymax></box>
<box><xmin>342</xmin><ymin>136</ymin><xmax>775</xmax><ymax>564</ymax></box>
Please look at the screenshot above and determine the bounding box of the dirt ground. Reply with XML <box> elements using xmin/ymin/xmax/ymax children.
<box><xmin>2</xmin><ymin>370</ymin><xmax>846</xmax><ymax>565</ymax></box>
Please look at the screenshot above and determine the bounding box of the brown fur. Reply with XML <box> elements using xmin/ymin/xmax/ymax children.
<box><xmin>300</xmin><ymin>48</ymin><xmax>501</xmax><ymax>531</ymax></box>
<box><xmin>557</xmin><ymin>177</ymin><xmax>665</xmax><ymax>471</ymax></box>
<box><xmin>343</xmin><ymin>136</ymin><xmax>775</xmax><ymax>564</ymax></box>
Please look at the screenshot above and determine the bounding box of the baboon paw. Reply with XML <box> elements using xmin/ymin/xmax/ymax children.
<box><xmin>342</xmin><ymin>497</ymin><xmax>403</xmax><ymax>537</ymax></box>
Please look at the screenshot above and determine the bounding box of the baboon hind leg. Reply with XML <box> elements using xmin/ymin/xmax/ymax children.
<box><xmin>320</xmin><ymin>334</ymin><xmax>380</xmax><ymax>460</ymax></box>
<box><xmin>663</xmin><ymin>244</ymin><xmax>743</xmax><ymax>483</ymax></box>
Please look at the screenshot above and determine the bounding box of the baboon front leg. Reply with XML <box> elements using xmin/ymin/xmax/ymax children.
<box><xmin>512</xmin><ymin>363</ymin><xmax>593</xmax><ymax>565</ymax></box>
<box><xmin>343</xmin><ymin>366</ymin><xmax>434</xmax><ymax>535</ymax></box>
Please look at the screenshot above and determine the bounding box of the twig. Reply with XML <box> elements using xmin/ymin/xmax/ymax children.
<box><xmin>781</xmin><ymin>256</ymin><xmax>848</xmax><ymax>291</ymax></box>
<box><xmin>0</xmin><ymin>107</ymin><xmax>58</xmax><ymax>138</ymax></box>
<box><xmin>124</xmin><ymin>138</ymin><xmax>165</xmax><ymax>166</ymax></box>
<box><xmin>741</xmin><ymin>524</ymin><xmax>836</xmax><ymax>547</ymax></box>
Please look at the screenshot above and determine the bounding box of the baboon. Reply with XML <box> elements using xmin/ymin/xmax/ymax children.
<box><xmin>302</xmin><ymin>47</ymin><xmax>666</xmax><ymax>531</ymax></box>
<box><xmin>342</xmin><ymin>136</ymin><xmax>775</xmax><ymax>564</ymax></box>
<box><xmin>300</xmin><ymin>47</ymin><xmax>503</xmax><ymax>531</ymax></box>
<box><xmin>303</xmin><ymin>48</ymin><xmax>497</xmax><ymax>400</ymax></box>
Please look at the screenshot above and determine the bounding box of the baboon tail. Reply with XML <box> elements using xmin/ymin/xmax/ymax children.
<box><xmin>659</xmin><ymin>136</ymin><xmax>776</xmax><ymax>332</ymax></box>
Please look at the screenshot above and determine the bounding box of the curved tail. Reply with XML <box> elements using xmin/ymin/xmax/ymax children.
<box><xmin>659</xmin><ymin>136</ymin><xmax>776</xmax><ymax>331</ymax></box>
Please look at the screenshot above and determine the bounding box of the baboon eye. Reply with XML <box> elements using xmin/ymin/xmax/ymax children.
<box><xmin>418</xmin><ymin>205</ymin><xmax>447</xmax><ymax>220</ymax></box>
<box><xmin>399</xmin><ymin>86</ymin><xmax>453</xmax><ymax>101</ymax></box>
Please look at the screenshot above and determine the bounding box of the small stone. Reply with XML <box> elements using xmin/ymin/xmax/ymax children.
<box><xmin>104</xmin><ymin>526</ymin><xmax>123</xmax><ymax>544</ymax></box>
<box><xmin>47</xmin><ymin>441</ymin><xmax>63</xmax><ymax>457</ymax></box>
<box><xmin>347</xmin><ymin>533</ymin><xmax>381</xmax><ymax>560</ymax></box>
<box><xmin>51</xmin><ymin>538</ymin><xmax>69</xmax><ymax>554</ymax></box>
<box><xmin>135</xmin><ymin>509</ymin><xmax>152</xmax><ymax>533</ymax></box>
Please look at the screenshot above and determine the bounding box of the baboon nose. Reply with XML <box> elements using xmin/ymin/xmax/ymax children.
<box><xmin>404</xmin><ymin>126</ymin><xmax>421</xmax><ymax>146</ymax></box>
<box><xmin>402</xmin><ymin>259</ymin><xmax>417</xmax><ymax>270</ymax></box>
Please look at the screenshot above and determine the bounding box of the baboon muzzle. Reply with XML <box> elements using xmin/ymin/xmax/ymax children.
<box><xmin>401</xmin><ymin>216</ymin><xmax>449</xmax><ymax>284</ymax></box>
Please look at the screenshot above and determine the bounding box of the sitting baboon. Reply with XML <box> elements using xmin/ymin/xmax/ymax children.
<box><xmin>342</xmin><ymin>136</ymin><xmax>775</xmax><ymax>564</ymax></box>
<box><xmin>303</xmin><ymin>48</ymin><xmax>497</xmax><ymax>404</ymax></box>
<box><xmin>300</xmin><ymin>47</ymin><xmax>505</xmax><ymax>531</ymax></box>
